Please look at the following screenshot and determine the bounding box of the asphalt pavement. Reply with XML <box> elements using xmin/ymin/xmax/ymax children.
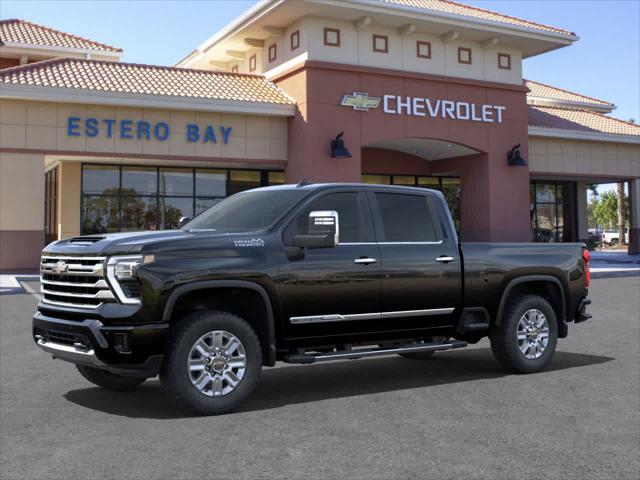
<box><xmin>1</xmin><ymin>276</ymin><xmax>638</xmax><ymax>480</ymax></box>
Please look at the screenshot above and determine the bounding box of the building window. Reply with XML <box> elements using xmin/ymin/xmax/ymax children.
<box><xmin>324</xmin><ymin>27</ymin><xmax>340</xmax><ymax>47</ymax></box>
<box><xmin>498</xmin><ymin>53</ymin><xmax>511</xmax><ymax>70</ymax></box>
<box><xmin>417</xmin><ymin>41</ymin><xmax>431</xmax><ymax>59</ymax></box>
<box><xmin>268</xmin><ymin>44</ymin><xmax>277</xmax><ymax>63</ymax></box>
<box><xmin>249</xmin><ymin>54</ymin><xmax>257</xmax><ymax>72</ymax></box>
<box><xmin>231</xmin><ymin>65</ymin><xmax>239</xmax><ymax>73</ymax></box>
<box><xmin>44</xmin><ymin>167</ymin><xmax>59</xmax><ymax>245</ymax></box>
<box><xmin>458</xmin><ymin>47</ymin><xmax>472</xmax><ymax>65</ymax></box>
<box><xmin>290</xmin><ymin>30</ymin><xmax>300</xmax><ymax>51</ymax></box>
<box><xmin>362</xmin><ymin>174</ymin><xmax>461</xmax><ymax>232</ymax></box>
<box><xmin>372</xmin><ymin>34</ymin><xmax>388</xmax><ymax>53</ymax></box>
<box><xmin>530</xmin><ymin>181</ymin><xmax>577</xmax><ymax>243</ymax></box>
<box><xmin>80</xmin><ymin>164</ymin><xmax>283</xmax><ymax>235</ymax></box>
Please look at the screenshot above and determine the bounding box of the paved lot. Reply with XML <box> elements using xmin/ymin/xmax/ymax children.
<box><xmin>1</xmin><ymin>277</ymin><xmax>639</xmax><ymax>480</ymax></box>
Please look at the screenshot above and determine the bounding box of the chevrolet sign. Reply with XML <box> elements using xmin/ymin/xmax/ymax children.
<box><xmin>340</xmin><ymin>92</ymin><xmax>381</xmax><ymax>111</ymax></box>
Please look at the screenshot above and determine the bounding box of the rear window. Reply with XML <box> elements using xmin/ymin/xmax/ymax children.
<box><xmin>374</xmin><ymin>193</ymin><xmax>439</xmax><ymax>242</ymax></box>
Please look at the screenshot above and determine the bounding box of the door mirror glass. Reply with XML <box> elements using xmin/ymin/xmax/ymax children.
<box><xmin>292</xmin><ymin>210</ymin><xmax>339</xmax><ymax>248</ymax></box>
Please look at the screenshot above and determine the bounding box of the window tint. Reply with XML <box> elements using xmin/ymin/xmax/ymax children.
<box><xmin>284</xmin><ymin>192</ymin><xmax>368</xmax><ymax>244</ymax></box>
<box><xmin>375</xmin><ymin>193</ymin><xmax>438</xmax><ymax>242</ymax></box>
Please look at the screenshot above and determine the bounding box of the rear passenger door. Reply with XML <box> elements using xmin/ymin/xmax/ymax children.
<box><xmin>369</xmin><ymin>190</ymin><xmax>461</xmax><ymax>330</ymax></box>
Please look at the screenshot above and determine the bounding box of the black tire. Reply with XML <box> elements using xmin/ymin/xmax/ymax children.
<box><xmin>399</xmin><ymin>351</ymin><xmax>436</xmax><ymax>360</ymax></box>
<box><xmin>490</xmin><ymin>294</ymin><xmax>558</xmax><ymax>374</ymax></box>
<box><xmin>76</xmin><ymin>365</ymin><xmax>146</xmax><ymax>391</ymax></box>
<box><xmin>160</xmin><ymin>311</ymin><xmax>262</xmax><ymax>416</ymax></box>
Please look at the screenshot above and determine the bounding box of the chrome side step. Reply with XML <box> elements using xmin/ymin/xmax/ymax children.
<box><xmin>282</xmin><ymin>340</ymin><xmax>468</xmax><ymax>364</ymax></box>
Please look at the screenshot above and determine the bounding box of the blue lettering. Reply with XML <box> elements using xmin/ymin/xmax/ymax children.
<box><xmin>186</xmin><ymin>124</ymin><xmax>200</xmax><ymax>142</ymax></box>
<box><xmin>219</xmin><ymin>126</ymin><xmax>232</xmax><ymax>144</ymax></box>
<box><xmin>103</xmin><ymin>119</ymin><xmax>116</xmax><ymax>138</ymax></box>
<box><xmin>85</xmin><ymin>118</ymin><xmax>99</xmax><ymax>137</ymax></box>
<box><xmin>203</xmin><ymin>125</ymin><xmax>217</xmax><ymax>143</ymax></box>
<box><xmin>136</xmin><ymin>121</ymin><xmax>151</xmax><ymax>140</ymax></box>
<box><xmin>154</xmin><ymin>122</ymin><xmax>170</xmax><ymax>141</ymax></box>
<box><xmin>67</xmin><ymin>117</ymin><xmax>81</xmax><ymax>136</ymax></box>
<box><xmin>120</xmin><ymin>120</ymin><xmax>133</xmax><ymax>139</ymax></box>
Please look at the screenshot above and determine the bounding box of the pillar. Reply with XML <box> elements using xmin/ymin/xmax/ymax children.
<box><xmin>629</xmin><ymin>178</ymin><xmax>640</xmax><ymax>255</ymax></box>
<box><xmin>576</xmin><ymin>181</ymin><xmax>589</xmax><ymax>243</ymax></box>
<box><xmin>58</xmin><ymin>162</ymin><xmax>82</xmax><ymax>239</ymax></box>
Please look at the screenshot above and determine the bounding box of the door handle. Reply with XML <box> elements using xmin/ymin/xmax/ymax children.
<box><xmin>354</xmin><ymin>257</ymin><xmax>377</xmax><ymax>265</ymax></box>
<box><xmin>435</xmin><ymin>256</ymin><xmax>455</xmax><ymax>263</ymax></box>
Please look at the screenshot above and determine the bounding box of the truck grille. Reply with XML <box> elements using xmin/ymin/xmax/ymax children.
<box><xmin>40</xmin><ymin>255</ymin><xmax>115</xmax><ymax>309</ymax></box>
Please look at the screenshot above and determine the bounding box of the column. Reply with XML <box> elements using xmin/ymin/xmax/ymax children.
<box><xmin>576</xmin><ymin>181</ymin><xmax>589</xmax><ymax>243</ymax></box>
<box><xmin>629</xmin><ymin>178</ymin><xmax>640</xmax><ymax>255</ymax></box>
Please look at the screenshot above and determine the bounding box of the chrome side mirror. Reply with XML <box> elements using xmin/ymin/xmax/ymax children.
<box><xmin>292</xmin><ymin>210</ymin><xmax>339</xmax><ymax>248</ymax></box>
<box><xmin>178</xmin><ymin>216</ymin><xmax>191</xmax><ymax>228</ymax></box>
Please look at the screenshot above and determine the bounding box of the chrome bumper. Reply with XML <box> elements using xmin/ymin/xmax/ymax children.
<box><xmin>35</xmin><ymin>336</ymin><xmax>104</xmax><ymax>367</ymax></box>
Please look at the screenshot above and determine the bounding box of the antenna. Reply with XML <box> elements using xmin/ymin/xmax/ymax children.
<box><xmin>297</xmin><ymin>177</ymin><xmax>312</xmax><ymax>187</ymax></box>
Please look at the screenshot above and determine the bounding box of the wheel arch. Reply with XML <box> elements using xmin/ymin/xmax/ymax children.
<box><xmin>495</xmin><ymin>275</ymin><xmax>567</xmax><ymax>338</ymax></box>
<box><xmin>162</xmin><ymin>280</ymin><xmax>277</xmax><ymax>366</ymax></box>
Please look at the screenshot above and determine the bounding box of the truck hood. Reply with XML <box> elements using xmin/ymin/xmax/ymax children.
<box><xmin>42</xmin><ymin>230</ymin><xmax>267</xmax><ymax>256</ymax></box>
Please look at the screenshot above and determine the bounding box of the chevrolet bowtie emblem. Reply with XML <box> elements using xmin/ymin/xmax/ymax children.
<box><xmin>340</xmin><ymin>92</ymin><xmax>381</xmax><ymax>111</ymax></box>
<box><xmin>53</xmin><ymin>260</ymin><xmax>68</xmax><ymax>274</ymax></box>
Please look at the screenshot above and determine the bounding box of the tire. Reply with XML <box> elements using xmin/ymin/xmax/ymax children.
<box><xmin>490</xmin><ymin>294</ymin><xmax>558</xmax><ymax>374</ymax></box>
<box><xmin>160</xmin><ymin>311</ymin><xmax>262</xmax><ymax>416</ymax></box>
<box><xmin>76</xmin><ymin>365</ymin><xmax>146</xmax><ymax>391</ymax></box>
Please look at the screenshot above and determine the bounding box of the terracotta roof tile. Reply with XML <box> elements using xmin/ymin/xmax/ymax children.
<box><xmin>525</xmin><ymin>79</ymin><xmax>613</xmax><ymax>107</ymax></box>
<box><xmin>378</xmin><ymin>0</ymin><xmax>574</xmax><ymax>36</ymax></box>
<box><xmin>528</xmin><ymin>105</ymin><xmax>640</xmax><ymax>137</ymax></box>
<box><xmin>0</xmin><ymin>57</ymin><xmax>296</xmax><ymax>105</ymax></box>
<box><xmin>0</xmin><ymin>19</ymin><xmax>121</xmax><ymax>52</ymax></box>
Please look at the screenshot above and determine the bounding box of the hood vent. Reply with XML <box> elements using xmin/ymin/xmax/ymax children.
<box><xmin>69</xmin><ymin>236</ymin><xmax>105</xmax><ymax>244</ymax></box>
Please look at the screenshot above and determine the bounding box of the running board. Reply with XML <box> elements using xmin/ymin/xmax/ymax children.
<box><xmin>282</xmin><ymin>340</ymin><xmax>468</xmax><ymax>364</ymax></box>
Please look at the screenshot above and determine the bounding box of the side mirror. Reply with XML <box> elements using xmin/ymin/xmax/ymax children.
<box><xmin>292</xmin><ymin>210</ymin><xmax>339</xmax><ymax>248</ymax></box>
<box><xmin>178</xmin><ymin>216</ymin><xmax>191</xmax><ymax>228</ymax></box>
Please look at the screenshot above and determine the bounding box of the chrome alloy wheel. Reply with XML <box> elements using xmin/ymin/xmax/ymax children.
<box><xmin>187</xmin><ymin>330</ymin><xmax>247</xmax><ymax>397</ymax></box>
<box><xmin>517</xmin><ymin>309</ymin><xmax>550</xmax><ymax>360</ymax></box>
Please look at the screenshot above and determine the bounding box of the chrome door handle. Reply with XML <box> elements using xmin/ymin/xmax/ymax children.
<box><xmin>354</xmin><ymin>257</ymin><xmax>377</xmax><ymax>265</ymax></box>
<box><xmin>435</xmin><ymin>256</ymin><xmax>455</xmax><ymax>263</ymax></box>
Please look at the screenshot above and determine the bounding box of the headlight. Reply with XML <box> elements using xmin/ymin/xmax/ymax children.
<box><xmin>106</xmin><ymin>255</ymin><xmax>154</xmax><ymax>304</ymax></box>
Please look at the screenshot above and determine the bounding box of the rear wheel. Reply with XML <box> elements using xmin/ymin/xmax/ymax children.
<box><xmin>160</xmin><ymin>311</ymin><xmax>262</xmax><ymax>416</ymax></box>
<box><xmin>490</xmin><ymin>294</ymin><xmax>558</xmax><ymax>373</ymax></box>
<box><xmin>76</xmin><ymin>365</ymin><xmax>146</xmax><ymax>391</ymax></box>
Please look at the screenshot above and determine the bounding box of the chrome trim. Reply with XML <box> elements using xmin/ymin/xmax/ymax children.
<box><xmin>41</xmin><ymin>278</ymin><xmax>109</xmax><ymax>288</ymax></box>
<box><xmin>339</xmin><ymin>241</ymin><xmax>444</xmax><ymax>245</ymax></box>
<box><xmin>353</xmin><ymin>257</ymin><xmax>377</xmax><ymax>264</ymax></box>
<box><xmin>38</xmin><ymin>298</ymin><xmax>104</xmax><ymax>309</ymax></box>
<box><xmin>106</xmin><ymin>256</ymin><xmax>143</xmax><ymax>305</ymax></box>
<box><xmin>312</xmin><ymin>341</ymin><xmax>462</xmax><ymax>362</ymax></box>
<box><xmin>290</xmin><ymin>307</ymin><xmax>455</xmax><ymax>324</ymax></box>
<box><xmin>435</xmin><ymin>256</ymin><xmax>456</xmax><ymax>263</ymax></box>
<box><xmin>42</xmin><ymin>256</ymin><xmax>106</xmax><ymax>261</ymax></box>
<box><xmin>36</xmin><ymin>339</ymin><xmax>100</xmax><ymax>365</ymax></box>
<box><xmin>41</xmin><ymin>287</ymin><xmax>115</xmax><ymax>300</ymax></box>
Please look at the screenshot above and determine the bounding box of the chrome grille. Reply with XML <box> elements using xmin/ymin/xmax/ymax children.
<box><xmin>40</xmin><ymin>255</ymin><xmax>115</xmax><ymax>308</ymax></box>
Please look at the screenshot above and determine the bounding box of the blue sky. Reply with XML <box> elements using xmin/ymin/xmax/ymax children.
<box><xmin>2</xmin><ymin>0</ymin><xmax>638</xmax><ymax>121</ymax></box>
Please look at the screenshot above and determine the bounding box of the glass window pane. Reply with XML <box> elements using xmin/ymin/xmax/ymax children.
<box><xmin>82</xmin><ymin>165</ymin><xmax>119</xmax><ymax>195</ymax></box>
<box><xmin>196</xmin><ymin>169</ymin><xmax>226</xmax><ymax>197</ymax></box>
<box><xmin>122</xmin><ymin>166</ymin><xmax>157</xmax><ymax>195</ymax></box>
<box><xmin>534</xmin><ymin>203</ymin><xmax>556</xmax><ymax>242</ymax></box>
<box><xmin>121</xmin><ymin>196</ymin><xmax>157</xmax><ymax>232</ymax></box>
<box><xmin>229</xmin><ymin>170</ymin><xmax>260</xmax><ymax>195</ymax></box>
<box><xmin>159</xmin><ymin>197</ymin><xmax>194</xmax><ymax>230</ymax></box>
<box><xmin>536</xmin><ymin>183</ymin><xmax>555</xmax><ymax>203</ymax></box>
<box><xmin>160</xmin><ymin>168</ymin><xmax>193</xmax><ymax>196</ymax></box>
<box><xmin>268</xmin><ymin>171</ymin><xmax>285</xmax><ymax>186</ymax></box>
<box><xmin>392</xmin><ymin>175</ymin><xmax>416</xmax><ymax>186</ymax></box>
<box><xmin>362</xmin><ymin>174</ymin><xmax>391</xmax><ymax>185</ymax></box>
<box><xmin>418</xmin><ymin>176</ymin><xmax>441</xmax><ymax>189</ymax></box>
<box><xmin>375</xmin><ymin>193</ymin><xmax>438</xmax><ymax>242</ymax></box>
<box><xmin>195</xmin><ymin>197</ymin><xmax>223</xmax><ymax>215</ymax></box>
<box><xmin>82</xmin><ymin>196</ymin><xmax>119</xmax><ymax>234</ymax></box>
<box><xmin>441</xmin><ymin>178</ymin><xmax>461</xmax><ymax>231</ymax></box>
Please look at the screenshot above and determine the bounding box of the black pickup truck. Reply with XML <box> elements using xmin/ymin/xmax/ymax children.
<box><xmin>33</xmin><ymin>182</ymin><xmax>592</xmax><ymax>415</ymax></box>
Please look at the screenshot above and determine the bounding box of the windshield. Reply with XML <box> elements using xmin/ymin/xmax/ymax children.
<box><xmin>183</xmin><ymin>189</ymin><xmax>307</xmax><ymax>233</ymax></box>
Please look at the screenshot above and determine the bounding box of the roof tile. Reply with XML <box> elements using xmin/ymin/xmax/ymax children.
<box><xmin>528</xmin><ymin>105</ymin><xmax>640</xmax><ymax>136</ymax></box>
<box><xmin>0</xmin><ymin>19</ymin><xmax>121</xmax><ymax>52</ymax></box>
<box><xmin>0</xmin><ymin>57</ymin><xmax>295</xmax><ymax>105</ymax></box>
<box><xmin>378</xmin><ymin>0</ymin><xmax>574</xmax><ymax>36</ymax></box>
<box><xmin>525</xmin><ymin>79</ymin><xmax>613</xmax><ymax>107</ymax></box>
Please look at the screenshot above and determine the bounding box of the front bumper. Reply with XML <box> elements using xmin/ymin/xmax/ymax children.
<box><xmin>33</xmin><ymin>311</ymin><xmax>168</xmax><ymax>377</ymax></box>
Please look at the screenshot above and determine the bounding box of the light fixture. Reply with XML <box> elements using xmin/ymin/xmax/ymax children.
<box><xmin>507</xmin><ymin>144</ymin><xmax>527</xmax><ymax>166</ymax></box>
<box><xmin>330</xmin><ymin>132</ymin><xmax>352</xmax><ymax>158</ymax></box>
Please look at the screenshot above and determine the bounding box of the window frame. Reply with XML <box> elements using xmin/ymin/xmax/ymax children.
<box><xmin>372</xmin><ymin>34</ymin><xmax>389</xmax><ymax>54</ymax></box>
<box><xmin>290</xmin><ymin>30</ymin><xmax>300</xmax><ymax>51</ymax></box>
<box><xmin>324</xmin><ymin>27</ymin><xmax>341</xmax><ymax>47</ymax></box>
<box><xmin>268</xmin><ymin>43</ymin><xmax>277</xmax><ymax>63</ymax></box>
<box><xmin>416</xmin><ymin>40</ymin><xmax>431</xmax><ymax>59</ymax></box>
<box><xmin>498</xmin><ymin>52</ymin><xmax>511</xmax><ymax>70</ymax></box>
<box><xmin>457</xmin><ymin>47</ymin><xmax>472</xmax><ymax>65</ymax></box>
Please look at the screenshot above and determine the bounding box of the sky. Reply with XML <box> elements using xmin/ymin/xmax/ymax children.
<box><xmin>2</xmin><ymin>0</ymin><xmax>638</xmax><ymax>191</ymax></box>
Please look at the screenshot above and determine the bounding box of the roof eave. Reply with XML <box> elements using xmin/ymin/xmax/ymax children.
<box><xmin>527</xmin><ymin>97</ymin><xmax>615</xmax><ymax>114</ymax></box>
<box><xmin>0</xmin><ymin>83</ymin><xmax>296</xmax><ymax>117</ymax></box>
<box><xmin>528</xmin><ymin>126</ymin><xmax>640</xmax><ymax>144</ymax></box>
<box><xmin>0</xmin><ymin>41</ymin><xmax>122</xmax><ymax>57</ymax></box>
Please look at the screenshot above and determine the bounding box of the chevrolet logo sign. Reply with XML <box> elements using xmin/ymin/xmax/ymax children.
<box><xmin>340</xmin><ymin>92</ymin><xmax>381</xmax><ymax>111</ymax></box>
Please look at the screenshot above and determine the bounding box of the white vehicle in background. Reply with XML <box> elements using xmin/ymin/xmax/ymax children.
<box><xmin>601</xmin><ymin>228</ymin><xmax>629</xmax><ymax>245</ymax></box>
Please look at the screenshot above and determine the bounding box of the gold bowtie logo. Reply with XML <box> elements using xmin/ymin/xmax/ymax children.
<box><xmin>340</xmin><ymin>92</ymin><xmax>381</xmax><ymax>111</ymax></box>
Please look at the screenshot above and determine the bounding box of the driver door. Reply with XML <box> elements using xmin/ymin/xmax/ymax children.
<box><xmin>278</xmin><ymin>189</ymin><xmax>381</xmax><ymax>342</ymax></box>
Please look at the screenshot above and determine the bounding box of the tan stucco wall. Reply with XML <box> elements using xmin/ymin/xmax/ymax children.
<box><xmin>58</xmin><ymin>161</ymin><xmax>81</xmax><ymax>239</ymax></box>
<box><xmin>0</xmin><ymin>151</ymin><xmax>44</xmax><ymax>231</ymax></box>
<box><xmin>0</xmin><ymin>99</ymin><xmax>288</xmax><ymax>161</ymax></box>
<box><xmin>529</xmin><ymin>136</ymin><xmax>640</xmax><ymax>178</ymax></box>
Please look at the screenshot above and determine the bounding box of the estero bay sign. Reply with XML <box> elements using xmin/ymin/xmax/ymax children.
<box><xmin>66</xmin><ymin>116</ymin><xmax>234</xmax><ymax>143</ymax></box>
<box><xmin>341</xmin><ymin>92</ymin><xmax>506</xmax><ymax>123</ymax></box>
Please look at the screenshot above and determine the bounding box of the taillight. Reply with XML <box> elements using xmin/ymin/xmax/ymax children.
<box><xmin>582</xmin><ymin>248</ymin><xmax>590</xmax><ymax>287</ymax></box>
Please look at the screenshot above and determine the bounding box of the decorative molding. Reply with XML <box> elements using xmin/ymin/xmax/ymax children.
<box><xmin>263</xmin><ymin>26</ymin><xmax>285</xmax><ymax>38</ymax></box>
<box><xmin>354</xmin><ymin>16</ymin><xmax>372</xmax><ymax>31</ymax></box>
<box><xmin>398</xmin><ymin>23</ymin><xmax>416</xmax><ymax>37</ymax></box>
<box><xmin>244</xmin><ymin>38</ymin><xmax>265</xmax><ymax>48</ymax></box>
<box><xmin>225</xmin><ymin>50</ymin><xmax>246</xmax><ymax>60</ymax></box>
<box><xmin>441</xmin><ymin>30</ymin><xmax>459</xmax><ymax>42</ymax></box>
<box><xmin>481</xmin><ymin>36</ymin><xmax>499</xmax><ymax>49</ymax></box>
<box><xmin>528</xmin><ymin>126</ymin><xmax>640</xmax><ymax>144</ymax></box>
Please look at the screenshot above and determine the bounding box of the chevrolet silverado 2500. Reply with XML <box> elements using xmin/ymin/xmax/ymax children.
<box><xmin>33</xmin><ymin>183</ymin><xmax>592</xmax><ymax>415</ymax></box>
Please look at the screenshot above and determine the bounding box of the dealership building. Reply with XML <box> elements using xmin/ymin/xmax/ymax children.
<box><xmin>1</xmin><ymin>0</ymin><xmax>639</xmax><ymax>270</ymax></box>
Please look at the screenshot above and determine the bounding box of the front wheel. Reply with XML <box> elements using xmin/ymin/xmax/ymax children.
<box><xmin>160</xmin><ymin>311</ymin><xmax>262</xmax><ymax>416</ymax></box>
<box><xmin>490</xmin><ymin>294</ymin><xmax>558</xmax><ymax>374</ymax></box>
<box><xmin>76</xmin><ymin>365</ymin><xmax>146</xmax><ymax>391</ymax></box>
